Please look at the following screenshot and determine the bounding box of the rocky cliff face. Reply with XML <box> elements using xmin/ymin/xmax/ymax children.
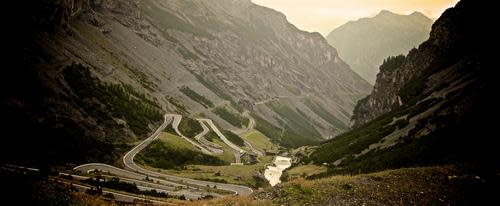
<box><xmin>326</xmin><ymin>10</ymin><xmax>433</xmax><ymax>84</ymax></box>
<box><xmin>308</xmin><ymin>0</ymin><xmax>496</xmax><ymax>176</ymax></box>
<box><xmin>6</xmin><ymin>0</ymin><xmax>370</xmax><ymax>164</ymax></box>
<box><xmin>351</xmin><ymin>0</ymin><xmax>486</xmax><ymax>128</ymax></box>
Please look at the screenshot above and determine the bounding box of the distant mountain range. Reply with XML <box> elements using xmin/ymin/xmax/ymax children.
<box><xmin>326</xmin><ymin>10</ymin><xmax>433</xmax><ymax>84</ymax></box>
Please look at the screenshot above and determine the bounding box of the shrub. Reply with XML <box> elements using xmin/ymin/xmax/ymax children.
<box><xmin>136</xmin><ymin>140</ymin><xmax>225</xmax><ymax>169</ymax></box>
<box><xmin>222</xmin><ymin>130</ymin><xmax>245</xmax><ymax>146</ymax></box>
<box><xmin>178</xmin><ymin>116</ymin><xmax>203</xmax><ymax>138</ymax></box>
<box><xmin>165</xmin><ymin>95</ymin><xmax>189</xmax><ymax>114</ymax></box>
<box><xmin>379</xmin><ymin>55</ymin><xmax>405</xmax><ymax>73</ymax></box>
<box><xmin>179</xmin><ymin>86</ymin><xmax>214</xmax><ymax>108</ymax></box>
<box><xmin>63</xmin><ymin>63</ymin><xmax>163</xmax><ymax>137</ymax></box>
<box><xmin>213</xmin><ymin>107</ymin><xmax>249</xmax><ymax>128</ymax></box>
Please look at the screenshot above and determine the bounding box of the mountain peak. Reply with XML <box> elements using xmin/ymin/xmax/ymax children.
<box><xmin>376</xmin><ymin>10</ymin><xmax>430</xmax><ymax>20</ymax></box>
<box><xmin>377</xmin><ymin>10</ymin><xmax>396</xmax><ymax>16</ymax></box>
<box><xmin>409</xmin><ymin>11</ymin><xmax>430</xmax><ymax>19</ymax></box>
<box><xmin>327</xmin><ymin>9</ymin><xmax>433</xmax><ymax>84</ymax></box>
<box><xmin>410</xmin><ymin>11</ymin><xmax>424</xmax><ymax>16</ymax></box>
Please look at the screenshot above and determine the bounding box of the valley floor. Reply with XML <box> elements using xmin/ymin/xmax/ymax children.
<box><xmin>190</xmin><ymin>165</ymin><xmax>497</xmax><ymax>206</ymax></box>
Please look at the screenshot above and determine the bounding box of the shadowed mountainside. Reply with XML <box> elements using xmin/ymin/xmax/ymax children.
<box><xmin>5</xmin><ymin>0</ymin><xmax>370</xmax><ymax>166</ymax></box>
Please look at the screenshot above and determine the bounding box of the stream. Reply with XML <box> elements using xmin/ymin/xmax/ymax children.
<box><xmin>264</xmin><ymin>156</ymin><xmax>292</xmax><ymax>186</ymax></box>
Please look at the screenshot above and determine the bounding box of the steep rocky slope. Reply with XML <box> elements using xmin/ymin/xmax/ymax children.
<box><xmin>350</xmin><ymin>1</ymin><xmax>486</xmax><ymax>128</ymax></box>
<box><xmin>327</xmin><ymin>10</ymin><xmax>433</xmax><ymax>84</ymax></box>
<box><xmin>5</xmin><ymin>0</ymin><xmax>370</xmax><ymax>166</ymax></box>
<box><xmin>307</xmin><ymin>0</ymin><xmax>496</xmax><ymax>176</ymax></box>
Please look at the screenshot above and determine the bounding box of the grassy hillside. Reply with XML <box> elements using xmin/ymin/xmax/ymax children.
<box><xmin>303</xmin><ymin>99</ymin><xmax>348</xmax><ymax>131</ymax></box>
<box><xmin>156</xmin><ymin>156</ymin><xmax>274</xmax><ymax>188</ymax></box>
<box><xmin>136</xmin><ymin>133</ymin><xmax>226</xmax><ymax>169</ymax></box>
<box><xmin>178</xmin><ymin>116</ymin><xmax>203</xmax><ymax>138</ymax></box>
<box><xmin>242</xmin><ymin>130</ymin><xmax>278</xmax><ymax>152</ymax></box>
<box><xmin>204</xmin><ymin>130</ymin><xmax>219</xmax><ymax>142</ymax></box>
<box><xmin>222</xmin><ymin>130</ymin><xmax>245</xmax><ymax>147</ymax></box>
<box><xmin>267</xmin><ymin>101</ymin><xmax>321</xmax><ymax>140</ymax></box>
<box><xmin>189</xmin><ymin>166</ymin><xmax>496</xmax><ymax>205</ymax></box>
<box><xmin>306</xmin><ymin>104</ymin><xmax>411</xmax><ymax>166</ymax></box>
<box><xmin>210</xmin><ymin>139</ymin><xmax>236</xmax><ymax>163</ymax></box>
<box><xmin>286</xmin><ymin>165</ymin><xmax>327</xmax><ymax>179</ymax></box>
<box><xmin>252</xmin><ymin>111</ymin><xmax>321</xmax><ymax>148</ymax></box>
<box><xmin>306</xmin><ymin>56</ymin><xmax>496</xmax><ymax>177</ymax></box>
<box><xmin>252</xmin><ymin>114</ymin><xmax>283</xmax><ymax>144</ymax></box>
<box><xmin>307</xmin><ymin>93</ymin><xmax>472</xmax><ymax>175</ymax></box>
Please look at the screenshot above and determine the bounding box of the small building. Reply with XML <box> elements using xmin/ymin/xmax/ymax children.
<box><xmin>241</xmin><ymin>153</ymin><xmax>258</xmax><ymax>165</ymax></box>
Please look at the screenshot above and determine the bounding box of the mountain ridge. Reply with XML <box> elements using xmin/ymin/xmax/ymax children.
<box><xmin>326</xmin><ymin>9</ymin><xmax>433</xmax><ymax>84</ymax></box>
<box><xmin>6</xmin><ymin>0</ymin><xmax>370</xmax><ymax>166</ymax></box>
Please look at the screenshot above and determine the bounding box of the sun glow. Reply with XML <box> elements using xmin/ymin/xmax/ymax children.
<box><xmin>252</xmin><ymin>0</ymin><xmax>459</xmax><ymax>36</ymax></box>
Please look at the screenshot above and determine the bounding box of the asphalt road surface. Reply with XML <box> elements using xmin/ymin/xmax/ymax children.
<box><xmin>194</xmin><ymin>119</ymin><xmax>224</xmax><ymax>154</ymax></box>
<box><xmin>170</xmin><ymin>114</ymin><xmax>213</xmax><ymax>155</ymax></box>
<box><xmin>74</xmin><ymin>114</ymin><xmax>253</xmax><ymax>198</ymax></box>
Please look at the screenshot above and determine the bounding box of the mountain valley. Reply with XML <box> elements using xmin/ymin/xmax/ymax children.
<box><xmin>4</xmin><ymin>0</ymin><xmax>497</xmax><ymax>205</ymax></box>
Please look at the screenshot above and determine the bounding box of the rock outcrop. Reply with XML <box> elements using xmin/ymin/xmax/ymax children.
<box><xmin>351</xmin><ymin>0</ymin><xmax>487</xmax><ymax>128</ymax></box>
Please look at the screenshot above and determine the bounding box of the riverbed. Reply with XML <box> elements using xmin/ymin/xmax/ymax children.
<box><xmin>264</xmin><ymin>156</ymin><xmax>292</xmax><ymax>186</ymax></box>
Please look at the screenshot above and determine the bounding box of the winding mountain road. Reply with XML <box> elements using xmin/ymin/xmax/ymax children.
<box><xmin>199</xmin><ymin>118</ymin><xmax>246</xmax><ymax>164</ymax></box>
<box><xmin>194</xmin><ymin>119</ymin><xmax>224</xmax><ymax>154</ymax></box>
<box><xmin>123</xmin><ymin>114</ymin><xmax>171</xmax><ymax>174</ymax></box>
<box><xmin>65</xmin><ymin>170</ymin><xmax>208</xmax><ymax>200</ymax></box>
<box><xmin>199</xmin><ymin>118</ymin><xmax>245</xmax><ymax>154</ymax></box>
<box><xmin>244</xmin><ymin>140</ymin><xmax>264</xmax><ymax>157</ymax></box>
<box><xmin>74</xmin><ymin>113</ymin><xmax>253</xmax><ymax>199</ymax></box>
<box><xmin>170</xmin><ymin>114</ymin><xmax>213</xmax><ymax>155</ymax></box>
<box><xmin>231</xmin><ymin>110</ymin><xmax>255</xmax><ymax>135</ymax></box>
<box><xmin>70</xmin><ymin>183</ymin><xmax>173</xmax><ymax>205</ymax></box>
<box><xmin>238</xmin><ymin>112</ymin><xmax>264</xmax><ymax>157</ymax></box>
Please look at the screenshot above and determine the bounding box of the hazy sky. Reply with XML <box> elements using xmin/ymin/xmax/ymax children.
<box><xmin>252</xmin><ymin>0</ymin><xmax>459</xmax><ymax>36</ymax></box>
